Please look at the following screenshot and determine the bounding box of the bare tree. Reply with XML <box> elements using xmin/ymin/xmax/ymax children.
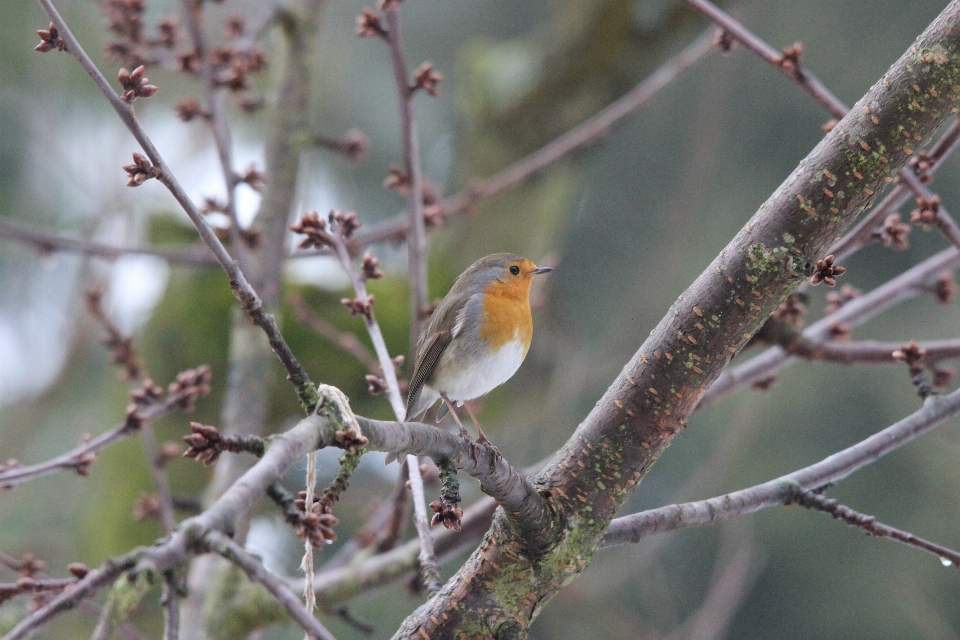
<box><xmin>3</xmin><ymin>0</ymin><xmax>960</xmax><ymax>638</ymax></box>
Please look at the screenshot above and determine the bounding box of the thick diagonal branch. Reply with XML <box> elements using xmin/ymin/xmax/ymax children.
<box><xmin>393</xmin><ymin>5</ymin><xmax>960</xmax><ymax>636</ymax></box>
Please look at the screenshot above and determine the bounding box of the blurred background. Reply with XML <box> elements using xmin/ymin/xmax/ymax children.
<box><xmin>3</xmin><ymin>0</ymin><xmax>960</xmax><ymax>638</ymax></box>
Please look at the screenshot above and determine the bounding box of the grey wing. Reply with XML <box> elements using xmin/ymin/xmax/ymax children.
<box><xmin>404</xmin><ymin>331</ymin><xmax>451</xmax><ymax>421</ymax></box>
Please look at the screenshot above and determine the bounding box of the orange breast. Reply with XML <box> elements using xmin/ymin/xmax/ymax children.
<box><xmin>478</xmin><ymin>277</ymin><xmax>533</xmax><ymax>352</ymax></box>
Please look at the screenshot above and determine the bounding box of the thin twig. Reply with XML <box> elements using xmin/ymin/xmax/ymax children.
<box><xmin>601</xmin><ymin>384</ymin><xmax>960</xmax><ymax>546</ymax></box>
<box><xmin>203</xmin><ymin>530</ymin><xmax>338</xmax><ymax>640</ymax></box>
<box><xmin>0</xmin><ymin>370</ymin><xmax>210</xmax><ymax>487</ymax></box>
<box><xmin>35</xmin><ymin>0</ymin><xmax>314</xmax><ymax>407</ymax></box>
<box><xmin>139</xmin><ymin>425</ymin><xmax>178</xmax><ymax>533</ymax></box>
<box><xmin>688</xmin><ymin>0</ymin><xmax>960</xmax><ymax>260</ymax></box>
<box><xmin>830</xmin><ymin>117</ymin><xmax>960</xmax><ymax>260</ymax></box>
<box><xmin>350</xmin><ymin>28</ymin><xmax>716</xmax><ymax>248</ymax></box>
<box><xmin>161</xmin><ymin>574</ymin><xmax>181</xmax><ymax>640</ymax></box>
<box><xmin>307</xmin><ymin>497</ymin><xmax>497</xmax><ymax>608</ymax></box>
<box><xmin>0</xmin><ymin>553</ymin><xmax>145</xmax><ymax>640</ymax></box>
<box><xmin>290</xmin><ymin>294</ymin><xmax>380</xmax><ymax>373</ymax></box>
<box><xmin>899</xmin><ymin>169</ymin><xmax>960</xmax><ymax>250</ymax></box>
<box><xmin>178</xmin><ymin>0</ymin><xmax>245</xmax><ymax>259</ymax></box>
<box><xmin>383</xmin><ymin>5</ymin><xmax>428</xmax><ymax>345</ymax></box>
<box><xmin>700</xmin><ymin>247</ymin><xmax>960</xmax><ymax>408</ymax></box>
<box><xmin>685</xmin><ymin>0</ymin><xmax>847</xmax><ymax>118</ymax></box>
<box><xmin>85</xmin><ymin>289</ymin><xmax>179</xmax><ymax>533</ymax></box>
<box><xmin>302</xmin><ymin>450</ymin><xmax>318</xmax><ymax>638</ymax></box>
<box><xmin>3</xmin><ymin>552</ymin><xmax>140</xmax><ymax>640</ymax></box>
<box><xmin>762</xmin><ymin>330</ymin><xmax>960</xmax><ymax>366</ymax></box>
<box><xmin>0</xmin><ymin>219</ymin><xmax>216</xmax><ymax>266</ymax></box>
<box><xmin>791</xmin><ymin>489</ymin><xmax>960</xmax><ymax>568</ymax></box>
<box><xmin>326</xmin><ymin>225</ymin><xmax>442</xmax><ymax>593</ymax></box>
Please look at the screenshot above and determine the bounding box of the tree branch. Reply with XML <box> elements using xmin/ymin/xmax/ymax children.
<box><xmin>383</xmin><ymin>5</ymin><xmax>429</xmax><ymax>345</ymax></box>
<box><xmin>685</xmin><ymin>0</ymin><xmax>847</xmax><ymax>118</ymax></box>
<box><xmin>3</xmin><ymin>552</ymin><xmax>139</xmax><ymax>640</ymax></box>
<box><xmin>700</xmin><ymin>247</ymin><xmax>959</xmax><ymax>408</ymax></box>
<box><xmin>178</xmin><ymin>0</ymin><xmax>245</xmax><ymax>258</ymax></box>
<box><xmin>310</xmin><ymin>216</ymin><xmax>443</xmax><ymax>591</ymax></box>
<box><xmin>34</xmin><ymin>0</ymin><xmax>315</xmax><ymax>407</ymax></box>
<box><xmin>202</xmin><ymin>530</ymin><xmax>338</xmax><ymax>640</ymax></box>
<box><xmin>0</xmin><ymin>219</ymin><xmax>216</xmax><ymax>266</ymax></box>
<box><xmin>601</xmin><ymin>384</ymin><xmax>960</xmax><ymax>545</ymax></box>
<box><xmin>790</xmin><ymin>489</ymin><xmax>960</xmax><ymax>568</ymax></box>
<box><xmin>350</xmin><ymin>27</ymin><xmax>715</xmax><ymax>248</ymax></box>
<box><xmin>393</xmin><ymin>4</ymin><xmax>960</xmax><ymax>635</ymax></box>
<box><xmin>830</xmin><ymin>117</ymin><xmax>960</xmax><ymax>260</ymax></box>
<box><xmin>688</xmin><ymin>0</ymin><xmax>960</xmax><ymax>257</ymax></box>
<box><xmin>0</xmin><ymin>366</ymin><xmax>211</xmax><ymax>488</ymax></box>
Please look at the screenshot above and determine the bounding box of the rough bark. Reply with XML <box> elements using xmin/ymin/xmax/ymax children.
<box><xmin>393</xmin><ymin>4</ymin><xmax>960</xmax><ymax>637</ymax></box>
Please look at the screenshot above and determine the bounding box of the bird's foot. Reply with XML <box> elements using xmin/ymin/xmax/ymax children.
<box><xmin>475</xmin><ymin>433</ymin><xmax>501</xmax><ymax>456</ymax></box>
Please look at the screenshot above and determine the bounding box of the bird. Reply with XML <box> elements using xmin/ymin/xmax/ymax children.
<box><xmin>404</xmin><ymin>253</ymin><xmax>553</xmax><ymax>444</ymax></box>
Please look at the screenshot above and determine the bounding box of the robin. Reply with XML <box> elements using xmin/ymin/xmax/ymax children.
<box><xmin>404</xmin><ymin>253</ymin><xmax>553</xmax><ymax>444</ymax></box>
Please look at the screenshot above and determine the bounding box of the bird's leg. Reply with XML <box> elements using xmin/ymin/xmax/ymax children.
<box><xmin>440</xmin><ymin>393</ymin><xmax>471</xmax><ymax>441</ymax></box>
<box><xmin>462</xmin><ymin>401</ymin><xmax>495</xmax><ymax>450</ymax></box>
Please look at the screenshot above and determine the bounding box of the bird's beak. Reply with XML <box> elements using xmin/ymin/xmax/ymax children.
<box><xmin>530</xmin><ymin>266</ymin><xmax>554</xmax><ymax>275</ymax></box>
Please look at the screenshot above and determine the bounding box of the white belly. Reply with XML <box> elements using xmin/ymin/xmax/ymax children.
<box><xmin>434</xmin><ymin>337</ymin><xmax>527</xmax><ymax>403</ymax></box>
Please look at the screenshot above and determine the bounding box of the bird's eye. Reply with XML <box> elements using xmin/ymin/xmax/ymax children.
<box><xmin>509</xmin><ymin>265</ymin><xmax>520</xmax><ymax>276</ymax></box>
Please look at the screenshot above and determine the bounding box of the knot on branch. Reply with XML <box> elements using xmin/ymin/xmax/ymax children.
<box><xmin>909</xmin><ymin>152</ymin><xmax>934</xmax><ymax>183</ymax></box>
<box><xmin>182</xmin><ymin>422</ymin><xmax>266</xmax><ymax>465</ymax></box>
<box><xmin>934</xmin><ymin>272</ymin><xmax>956</xmax><ymax>305</ymax></box>
<box><xmin>412</xmin><ymin>62</ymin><xmax>444</xmax><ymax>97</ymax></box>
<box><xmin>778</xmin><ymin>41</ymin><xmax>804</xmax><ymax>75</ymax></box>
<box><xmin>809</xmin><ymin>254</ymin><xmax>846</xmax><ymax>287</ymax></box>
<box><xmin>175</xmin><ymin>97</ymin><xmax>209</xmax><ymax>122</ymax></box>
<box><xmin>874</xmin><ymin>214</ymin><xmax>911</xmax><ymax>250</ymax></box>
<box><xmin>239</xmin><ymin>164</ymin><xmax>266</xmax><ymax>192</ymax></box>
<box><xmin>35</xmin><ymin>22</ymin><xmax>67</xmax><ymax>53</ymax></box>
<box><xmin>713</xmin><ymin>29</ymin><xmax>734</xmax><ymax>52</ymax></box>
<box><xmin>341</xmin><ymin>295</ymin><xmax>375</xmax><ymax>320</ymax></box>
<box><xmin>67</xmin><ymin>434</ymin><xmax>97</xmax><ymax>477</ymax></box>
<box><xmin>824</xmin><ymin>285</ymin><xmax>861</xmax><ymax>314</ymax></box>
<box><xmin>892</xmin><ymin>340</ymin><xmax>926</xmax><ymax>366</ymax></box>
<box><xmin>361</xmin><ymin>253</ymin><xmax>383</xmax><ymax>280</ymax></box>
<box><xmin>383</xmin><ymin>165</ymin><xmax>410</xmax><ymax>194</ymax></box>
<box><xmin>290</xmin><ymin>210</ymin><xmax>361</xmax><ymax>250</ymax></box>
<box><xmin>123</xmin><ymin>152</ymin><xmax>161</xmax><ymax>187</ymax></box>
<box><xmin>118</xmin><ymin>65</ymin><xmax>158</xmax><ymax>101</ymax></box>
<box><xmin>910</xmin><ymin>194</ymin><xmax>941</xmax><ymax>228</ymax></box>
<box><xmin>294</xmin><ymin>491</ymin><xmax>340</xmax><ymax>547</ymax></box>
<box><xmin>333</xmin><ymin>427</ymin><xmax>369</xmax><ymax>453</ymax></box>
<box><xmin>167</xmin><ymin>365</ymin><xmax>212</xmax><ymax>410</ymax></box>
<box><xmin>893</xmin><ymin>341</ymin><xmax>936</xmax><ymax>399</ymax></box>
<box><xmin>771</xmin><ymin>294</ymin><xmax>807</xmax><ymax>327</ymax></box>
<box><xmin>828</xmin><ymin>322</ymin><xmax>852</xmax><ymax>342</ymax></box>
<box><xmin>355</xmin><ymin>9</ymin><xmax>388</xmax><ymax>39</ymax></box>
<box><xmin>337</xmin><ymin>129</ymin><xmax>369</xmax><ymax>163</ymax></box>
